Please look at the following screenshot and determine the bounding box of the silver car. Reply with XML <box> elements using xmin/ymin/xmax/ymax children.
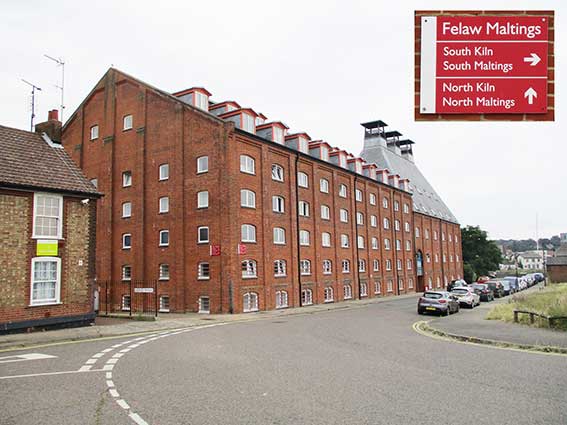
<box><xmin>451</xmin><ymin>287</ymin><xmax>480</xmax><ymax>308</ymax></box>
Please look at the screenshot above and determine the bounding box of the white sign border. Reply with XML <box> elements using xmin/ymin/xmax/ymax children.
<box><xmin>420</xmin><ymin>16</ymin><xmax>437</xmax><ymax>114</ymax></box>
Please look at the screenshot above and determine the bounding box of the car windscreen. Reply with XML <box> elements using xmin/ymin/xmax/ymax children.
<box><xmin>423</xmin><ymin>293</ymin><xmax>442</xmax><ymax>299</ymax></box>
<box><xmin>452</xmin><ymin>289</ymin><xmax>468</xmax><ymax>294</ymax></box>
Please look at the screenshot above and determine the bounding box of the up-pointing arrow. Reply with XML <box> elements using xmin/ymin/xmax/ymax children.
<box><xmin>523</xmin><ymin>53</ymin><xmax>541</xmax><ymax>66</ymax></box>
<box><xmin>524</xmin><ymin>87</ymin><xmax>537</xmax><ymax>105</ymax></box>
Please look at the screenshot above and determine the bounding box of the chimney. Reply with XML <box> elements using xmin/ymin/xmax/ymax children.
<box><xmin>35</xmin><ymin>109</ymin><xmax>62</xmax><ymax>143</ymax></box>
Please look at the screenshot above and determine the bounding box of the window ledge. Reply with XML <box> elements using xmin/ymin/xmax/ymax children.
<box><xmin>159</xmin><ymin>278</ymin><xmax>170</xmax><ymax>281</ymax></box>
<box><xmin>242</xmin><ymin>276</ymin><xmax>257</xmax><ymax>280</ymax></box>
<box><xmin>274</xmin><ymin>275</ymin><xmax>287</xmax><ymax>278</ymax></box>
<box><xmin>32</xmin><ymin>236</ymin><xmax>63</xmax><ymax>241</ymax></box>
<box><xmin>29</xmin><ymin>302</ymin><xmax>62</xmax><ymax>308</ymax></box>
<box><xmin>159</xmin><ymin>309</ymin><xmax>170</xmax><ymax>313</ymax></box>
<box><xmin>324</xmin><ymin>300</ymin><xmax>334</xmax><ymax>303</ymax></box>
<box><xmin>122</xmin><ymin>279</ymin><xmax>132</xmax><ymax>282</ymax></box>
<box><xmin>197</xmin><ymin>277</ymin><xmax>210</xmax><ymax>281</ymax></box>
<box><xmin>159</xmin><ymin>244</ymin><xmax>169</xmax><ymax>248</ymax></box>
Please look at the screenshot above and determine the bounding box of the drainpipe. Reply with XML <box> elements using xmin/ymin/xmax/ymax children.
<box><xmin>354</xmin><ymin>177</ymin><xmax>362</xmax><ymax>299</ymax></box>
<box><xmin>295</xmin><ymin>154</ymin><xmax>302</xmax><ymax>307</ymax></box>
<box><xmin>440</xmin><ymin>220</ymin><xmax>446</xmax><ymax>289</ymax></box>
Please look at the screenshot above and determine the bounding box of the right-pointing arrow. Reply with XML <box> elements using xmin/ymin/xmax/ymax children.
<box><xmin>523</xmin><ymin>53</ymin><xmax>541</xmax><ymax>66</ymax></box>
<box><xmin>524</xmin><ymin>87</ymin><xmax>537</xmax><ymax>105</ymax></box>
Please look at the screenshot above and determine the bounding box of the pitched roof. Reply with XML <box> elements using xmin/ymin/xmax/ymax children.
<box><xmin>548</xmin><ymin>243</ymin><xmax>567</xmax><ymax>265</ymax></box>
<box><xmin>360</xmin><ymin>131</ymin><xmax>458</xmax><ymax>223</ymax></box>
<box><xmin>0</xmin><ymin>125</ymin><xmax>100</xmax><ymax>197</ymax></box>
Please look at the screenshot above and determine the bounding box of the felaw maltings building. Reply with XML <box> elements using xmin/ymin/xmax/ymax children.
<box><xmin>60</xmin><ymin>68</ymin><xmax>463</xmax><ymax>314</ymax></box>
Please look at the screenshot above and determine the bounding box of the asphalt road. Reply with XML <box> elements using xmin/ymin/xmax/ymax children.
<box><xmin>1</xmin><ymin>296</ymin><xmax>566</xmax><ymax>425</ymax></box>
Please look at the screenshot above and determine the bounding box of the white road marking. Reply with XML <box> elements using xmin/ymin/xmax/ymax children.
<box><xmin>109</xmin><ymin>388</ymin><xmax>120</xmax><ymax>398</ymax></box>
<box><xmin>106</xmin><ymin>372</ymin><xmax>112</xmax><ymax>379</ymax></box>
<box><xmin>92</xmin><ymin>352</ymin><xmax>106</xmax><ymax>358</ymax></box>
<box><xmin>117</xmin><ymin>399</ymin><xmax>130</xmax><ymax>410</ymax></box>
<box><xmin>0</xmin><ymin>368</ymin><xmax>105</xmax><ymax>380</ymax></box>
<box><xmin>85</xmin><ymin>358</ymin><xmax>97</xmax><ymax>365</ymax></box>
<box><xmin>78</xmin><ymin>365</ymin><xmax>92</xmax><ymax>372</ymax></box>
<box><xmin>0</xmin><ymin>353</ymin><xmax>57</xmax><ymax>364</ymax></box>
<box><xmin>129</xmin><ymin>412</ymin><xmax>149</xmax><ymax>425</ymax></box>
<box><xmin>119</xmin><ymin>348</ymin><xmax>131</xmax><ymax>353</ymax></box>
<box><xmin>106</xmin><ymin>380</ymin><xmax>115</xmax><ymax>388</ymax></box>
<box><xmin>106</xmin><ymin>358</ymin><xmax>119</xmax><ymax>365</ymax></box>
<box><xmin>103</xmin><ymin>364</ymin><xmax>114</xmax><ymax>371</ymax></box>
<box><xmin>112</xmin><ymin>353</ymin><xmax>125</xmax><ymax>359</ymax></box>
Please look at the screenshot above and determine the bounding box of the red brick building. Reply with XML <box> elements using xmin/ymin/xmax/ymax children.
<box><xmin>61</xmin><ymin>68</ymin><xmax>462</xmax><ymax>314</ymax></box>
<box><xmin>0</xmin><ymin>116</ymin><xmax>100</xmax><ymax>332</ymax></box>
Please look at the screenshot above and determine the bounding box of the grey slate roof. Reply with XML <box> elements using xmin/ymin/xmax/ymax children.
<box><xmin>548</xmin><ymin>243</ymin><xmax>567</xmax><ymax>266</ymax></box>
<box><xmin>360</xmin><ymin>133</ymin><xmax>458</xmax><ymax>223</ymax></box>
<box><xmin>0</xmin><ymin>125</ymin><xmax>100</xmax><ymax>197</ymax></box>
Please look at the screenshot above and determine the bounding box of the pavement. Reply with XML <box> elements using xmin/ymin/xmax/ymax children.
<box><xmin>0</xmin><ymin>292</ymin><xmax>419</xmax><ymax>351</ymax></box>
<box><xmin>427</xmin><ymin>284</ymin><xmax>567</xmax><ymax>349</ymax></box>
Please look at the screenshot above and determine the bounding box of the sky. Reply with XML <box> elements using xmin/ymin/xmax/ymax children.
<box><xmin>1</xmin><ymin>0</ymin><xmax>564</xmax><ymax>240</ymax></box>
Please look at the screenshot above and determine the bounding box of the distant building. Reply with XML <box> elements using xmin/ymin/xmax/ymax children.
<box><xmin>0</xmin><ymin>113</ymin><xmax>100</xmax><ymax>332</ymax></box>
<box><xmin>548</xmin><ymin>241</ymin><xmax>567</xmax><ymax>283</ymax></box>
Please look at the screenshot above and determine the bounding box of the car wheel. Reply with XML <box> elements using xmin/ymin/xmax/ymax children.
<box><xmin>443</xmin><ymin>309</ymin><xmax>449</xmax><ymax>317</ymax></box>
<box><xmin>417</xmin><ymin>309</ymin><xmax>423</xmax><ymax>315</ymax></box>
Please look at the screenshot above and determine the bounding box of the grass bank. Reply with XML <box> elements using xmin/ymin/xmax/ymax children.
<box><xmin>486</xmin><ymin>283</ymin><xmax>567</xmax><ymax>330</ymax></box>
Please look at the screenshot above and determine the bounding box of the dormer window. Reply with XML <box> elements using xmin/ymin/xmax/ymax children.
<box><xmin>298</xmin><ymin>137</ymin><xmax>309</xmax><ymax>153</ymax></box>
<box><xmin>273</xmin><ymin>127</ymin><xmax>284</xmax><ymax>144</ymax></box>
<box><xmin>355</xmin><ymin>162</ymin><xmax>362</xmax><ymax>174</ymax></box>
<box><xmin>321</xmin><ymin>146</ymin><xmax>329</xmax><ymax>161</ymax></box>
<box><xmin>195</xmin><ymin>92</ymin><xmax>209</xmax><ymax>111</ymax></box>
<box><xmin>242</xmin><ymin>114</ymin><xmax>255</xmax><ymax>133</ymax></box>
<box><xmin>339</xmin><ymin>155</ymin><xmax>347</xmax><ymax>168</ymax></box>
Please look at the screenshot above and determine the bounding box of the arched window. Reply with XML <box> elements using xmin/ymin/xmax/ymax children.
<box><xmin>322</xmin><ymin>260</ymin><xmax>332</xmax><ymax>274</ymax></box>
<box><xmin>358</xmin><ymin>259</ymin><xmax>366</xmax><ymax>272</ymax></box>
<box><xmin>300</xmin><ymin>260</ymin><xmax>311</xmax><ymax>275</ymax></box>
<box><xmin>241</xmin><ymin>260</ymin><xmax>257</xmax><ymax>278</ymax></box>
<box><xmin>301</xmin><ymin>288</ymin><xmax>313</xmax><ymax>305</ymax></box>
<box><xmin>343</xmin><ymin>284</ymin><xmax>353</xmax><ymax>300</ymax></box>
<box><xmin>342</xmin><ymin>259</ymin><xmax>350</xmax><ymax>273</ymax></box>
<box><xmin>243</xmin><ymin>292</ymin><xmax>259</xmax><ymax>312</ymax></box>
<box><xmin>271</xmin><ymin>164</ymin><xmax>284</xmax><ymax>182</ymax></box>
<box><xmin>324</xmin><ymin>286</ymin><xmax>334</xmax><ymax>302</ymax></box>
<box><xmin>272</xmin><ymin>196</ymin><xmax>285</xmax><ymax>213</ymax></box>
<box><xmin>275</xmin><ymin>290</ymin><xmax>288</xmax><ymax>309</ymax></box>
<box><xmin>322</xmin><ymin>232</ymin><xmax>331</xmax><ymax>247</ymax></box>
<box><xmin>360</xmin><ymin>282</ymin><xmax>368</xmax><ymax>297</ymax></box>
<box><xmin>299</xmin><ymin>230</ymin><xmax>310</xmax><ymax>246</ymax></box>
<box><xmin>273</xmin><ymin>227</ymin><xmax>286</xmax><ymax>245</ymax></box>
<box><xmin>274</xmin><ymin>260</ymin><xmax>286</xmax><ymax>277</ymax></box>
<box><xmin>241</xmin><ymin>224</ymin><xmax>256</xmax><ymax>243</ymax></box>
<box><xmin>240</xmin><ymin>155</ymin><xmax>255</xmax><ymax>174</ymax></box>
<box><xmin>240</xmin><ymin>189</ymin><xmax>256</xmax><ymax>208</ymax></box>
<box><xmin>297</xmin><ymin>172</ymin><xmax>309</xmax><ymax>188</ymax></box>
<box><xmin>383</xmin><ymin>218</ymin><xmax>390</xmax><ymax>229</ymax></box>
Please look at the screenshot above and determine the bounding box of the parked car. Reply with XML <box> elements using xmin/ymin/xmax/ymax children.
<box><xmin>477</xmin><ymin>276</ymin><xmax>490</xmax><ymax>284</ymax></box>
<box><xmin>447</xmin><ymin>279</ymin><xmax>468</xmax><ymax>291</ymax></box>
<box><xmin>471</xmin><ymin>283</ymin><xmax>494</xmax><ymax>302</ymax></box>
<box><xmin>533</xmin><ymin>272</ymin><xmax>545</xmax><ymax>283</ymax></box>
<box><xmin>518</xmin><ymin>277</ymin><xmax>528</xmax><ymax>290</ymax></box>
<box><xmin>501</xmin><ymin>280</ymin><xmax>513</xmax><ymax>296</ymax></box>
<box><xmin>417</xmin><ymin>291</ymin><xmax>460</xmax><ymax>316</ymax></box>
<box><xmin>486</xmin><ymin>280</ymin><xmax>505</xmax><ymax>298</ymax></box>
<box><xmin>451</xmin><ymin>287</ymin><xmax>480</xmax><ymax>308</ymax></box>
<box><xmin>502</xmin><ymin>276</ymin><xmax>519</xmax><ymax>293</ymax></box>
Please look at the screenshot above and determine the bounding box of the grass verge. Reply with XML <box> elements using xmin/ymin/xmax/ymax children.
<box><xmin>486</xmin><ymin>283</ymin><xmax>567</xmax><ymax>330</ymax></box>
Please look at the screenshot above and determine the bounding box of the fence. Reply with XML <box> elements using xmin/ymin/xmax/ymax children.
<box><xmin>96</xmin><ymin>280</ymin><xmax>160</xmax><ymax>317</ymax></box>
<box><xmin>513</xmin><ymin>309</ymin><xmax>567</xmax><ymax>328</ymax></box>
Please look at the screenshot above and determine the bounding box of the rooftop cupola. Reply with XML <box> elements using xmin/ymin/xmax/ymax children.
<box><xmin>384</xmin><ymin>130</ymin><xmax>402</xmax><ymax>155</ymax></box>
<box><xmin>172</xmin><ymin>87</ymin><xmax>212</xmax><ymax>111</ymax></box>
<box><xmin>398</xmin><ymin>139</ymin><xmax>415</xmax><ymax>162</ymax></box>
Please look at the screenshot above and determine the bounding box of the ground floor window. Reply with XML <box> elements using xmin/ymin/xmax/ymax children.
<box><xmin>360</xmin><ymin>282</ymin><xmax>368</xmax><ymax>297</ymax></box>
<box><xmin>275</xmin><ymin>290</ymin><xmax>288</xmax><ymax>309</ymax></box>
<box><xmin>374</xmin><ymin>280</ymin><xmax>381</xmax><ymax>294</ymax></box>
<box><xmin>387</xmin><ymin>280</ymin><xmax>393</xmax><ymax>293</ymax></box>
<box><xmin>343</xmin><ymin>284</ymin><xmax>352</xmax><ymax>300</ymax></box>
<box><xmin>31</xmin><ymin>257</ymin><xmax>61</xmax><ymax>305</ymax></box>
<box><xmin>324</xmin><ymin>286</ymin><xmax>334</xmax><ymax>302</ymax></box>
<box><xmin>121</xmin><ymin>295</ymin><xmax>131</xmax><ymax>311</ymax></box>
<box><xmin>398</xmin><ymin>279</ymin><xmax>404</xmax><ymax>290</ymax></box>
<box><xmin>408</xmin><ymin>278</ymin><xmax>414</xmax><ymax>289</ymax></box>
<box><xmin>199</xmin><ymin>296</ymin><xmax>210</xmax><ymax>313</ymax></box>
<box><xmin>301</xmin><ymin>288</ymin><xmax>313</xmax><ymax>305</ymax></box>
<box><xmin>159</xmin><ymin>295</ymin><xmax>170</xmax><ymax>312</ymax></box>
<box><xmin>243</xmin><ymin>292</ymin><xmax>259</xmax><ymax>312</ymax></box>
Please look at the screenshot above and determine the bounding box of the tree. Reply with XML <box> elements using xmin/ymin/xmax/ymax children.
<box><xmin>461</xmin><ymin>225</ymin><xmax>503</xmax><ymax>278</ymax></box>
<box><xmin>463</xmin><ymin>263</ymin><xmax>476</xmax><ymax>284</ymax></box>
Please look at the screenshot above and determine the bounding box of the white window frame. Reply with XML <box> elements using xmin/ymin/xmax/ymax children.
<box><xmin>358</xmin><ymin>259</ymin><xmax>366</xmax><ymax>272</ymax></box>
<box><xmin>396</xmin><ymin>239</ymin><xmax>401</xmax><ymax>251</ymax></box>
<box><xmin>159</xmin><ymin>196</ymin><xmax>170</xmax><ymax>213</ymax></box>
<box><xmin>159</xmin><ymin>163</ymin><xmax>170</xmax><ymax>181</ymax></box>
<box><xmin>301</xmin><ymin>289</ymin><xmax>313</xmax><ymax>306</ymax></box>
<box><xmin>272</xmin><ymin>196</ymin><xmax>285</xmax><ymax>213</ymax></box>
<box><xmin>32</xmin><ymin>193</ymin><xmax>63</xmax><ymax>239</ymax></box>
<box><xmin>386</xmin><ymin>259</ymin><xmax>392</xmax><ymax>271</ymax></box>
<box><xmin>407</xmin><ymin>259</ymin><xmax>413</xmax><ymax>270</ymax></box>
<box><xmin>272</xmin><ymin>164</ymin><xmax>284</xmax><ymax>182</ymax></box>
<box><xmin>394</xmin><ymin>201</ymin><xmax>400</xmax><ymax>211</ymax></box>
<box><xmin>355</xmin><ymin>189</ymin><xmax>363</xmax><ymax>202</ymax></box>
<box><xmin>159</xmin><ymin>263</ymin><xmax>170</xmax><ymax>280</ymax></box>
<box><xmin>406</xmin><ymin>240</ymin><xmax>411</xmax><ymax>251</ymax></box>
<box><xmin>242</xmin><ymin>261</ymin><xmax>258</xmax><ymax>279</ymax></box>
<box><xmin>198</xmin><ymin>262</ymin><xmax>210</xmax><ymax>280</ymax></box>
<box><xmin>122</xmin><ymin>171</ymin><xmax>132</xmax><ymax>187</ymax></box>
<box><xmin>357</xmin><ymin>235</ymin><xmax>365</xmax><ymax>249</ymax></box>
<box><xmin>122</xmin><ymin>265</ymin><xmax>132</xmax><ymax>281</ymax></box>
<box><xmin>197</xmin><ymin>156</ymin><xmax>208</xmax><ymax>174</ymax></box>
<box><xmin>384</xmin><ymin>238</ymin><xmax>391</xmax><ymax>250</ymax></box>
<box><xmin>273</xmin><ymin>227</ymin><xmax>286</xmax><ymax>245</ymax></box>
<box><xmin>274</xmin><ymin>260</ymin><xmax>287</xmax><ymax>277</ymax></box>
<box><xmin>342</xmin><ymin>259</ymin><xmax>350</xmax><ymax>273</ymax></box>
<box><xmin>159</xmin><ymin>295</ymin><xmax>170</xmax><ymax>313</ymax></box>
<box><xmin>371</xmin><ymin>237</ymin><xmax>379</xmax><ymax>250</ymax></box>
<box><xmin>275</xmin><ymin>290</ymin><xmax>288</xmax><ymax>309</ymax></box>
<box><xmin>299</xmin><ymin>230</ymin><xmax>310</xmax><ymax>246</ymax></box>
<box><xmin>415</xmin><ymin>227</ymin><xmax>420</xmax><ymax>238</ymax></box>
<box><xmin>387</xmin><ymin>280</ymin><xmax>393</xmax><ymax>293</ymax></box>
<box><xmin>241</xmin><ymin>224</ymin><xmax>256</xmax><ymax>243</ymax></box>
<box><xmin>242</xmin><ymin>114</ymin><xmax>255</xmax><ymax>134</ymax></box>
<box><xmin>30</xmin><ymin>257</ymin><xmax>61</xmax><ymax>306</ymax></box>
<box><xmin>343</xmin><ymin>284</ymin><xmax>353</xmax><ymax>300</ymax></box>
<box><xmin>408</xmin><ymin>278</ymin><xmax>414</xmax><ymax>289</ymax></box>
<box><xmin>240</xmin><ymin>155</ymin><xmax>255</xmax><ymax>174</ymax></box>
<box><xmin>356</xmin><ymin>212</ymin><xmax>364</xmax><ymax>225</ymax></box>
<box><xmin>374</xmin><ymin>280</ymin><xmax>381</xmax><ymax>294</ymax></box>
<box><xmin>240</xmin><ymin>189</ymin><xmax>256</xmax><ymax>209</ymax></box>
<box><xmin>339</xmin><ymin>184</ymin><xmax>347</xmax><ymax>198</ymax></box>
<box><xmin>321</xmin><ymin>205</ymin><xmax>330</xmax><ymax>220</ymax></box>
<box><xmin>373</xmin><ymin>259</ymin><xmax>380</xmax><ymax>272</ymax></box>
<box><xmin>323</xmin><ymin>260</ymin><xmax>332</xmax><ymax>274</ymax></box>
<box><xmin>199</xmin><ymin>296</ymin><xmax>211</xmax><ymax>313</ymax></box>
<box><xmin>383</xmin><ymin>218</ymin><xmax>390</xmax><ymax>229</ymax></box>
<box><xmin>403</xmin><ymin>203</ymin><xmax>410</xmax><ymax>214</ymax></box>
<box><xmin>122</xmin><ymin>202</ymin><xmax>132</xmax><ymax>218</ymax></box>
<box><xmin>340</xmin><ymin>234</ymin><xmax>349</xmax><ymax>248</ymax></box>
<box><xmin>123</xmin><ymin>114</ymin><xmax>133</xmax><ymax>131</ymax></box>
<box><xmin>300</xmin><ymin>259</ymin><xmax>311</xmax><ymax>275</ymax></box>
<box><xmin>320</xmin><ymin>178</ymin><xmax>329</xmax><ymax>193</ymax></box>
<box><xmin>405</xmin><ymin>222</ymin><xmax>410</xmax><ymax>232</ymax></box>
<box><xmin>297</xmin><ymin>172</ymin><xmax>309</xmax><ymax>188</ymax></box>
<box><xmin>197</xmin><ymin>191</ymin><xmax>209</xmax><ymax>208</ymax></box>
<box><xmin>370</xmin><ymin>215</ymin><xmax>377</xmax><ymax>227</ymax></box>
<box><xmin>243</xmin><ymin>292</ymin><xmax>259</xmax><ymax>312</ymax></box>
<box><xmin>395</xmin><ymin>220</ymin><xmax>400</xmax><ymax>231</ymax></box>
<box><xmin>90</xmin><ymin>125</ymin><xmax>99</xmax><ymax>140</ymax></box>
<box><xmin>198</xmin><ymin>226</ymin><xmax>209</xmax><ymax>243</ymax></box>
<box><xmin>382</xmin><ymin>197</ymin><xmax>389</xmax><ymax>209</ymax></box>
<box><xmin>324</xmin><ymin>286</ymin><xmax>334</xmax><ymax>303</ymax></box>
<box><xmin>122</xmin><ymin>295</ymin><xmax>131</xmax><ymax>311</ymax></box>
<box><xmin>369</xmin><ymin>193</ymin><xmax>376</xmax><ymax>205</ymax></box>
<box><xmin>298</xmin><ymin>201</ymin><xmax>310</xmax><ymax>217</ymax></box>
<box><xmin>339</xmin><ymin>209</ymin><xmax>348</xmax><ymax>223</ymax></box>
<box><xmin>322</xmin><ymin>232</ymin><xmax>331</xmax><ymax>247</ymax></box>
<box><xmin>122</xmin><ymin>233</ymin><xmax>132</xmax><ymax>249</ymax></box>
<box><xmin>360</xmin><ymin>282</ymin><xmax>368</xmax><ymax>297</ymax></box>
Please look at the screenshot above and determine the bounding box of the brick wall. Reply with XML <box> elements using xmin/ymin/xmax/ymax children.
<box><xmin>414</xmin><ymin>10</ymin><xmax>555</xmax><ymax>121</ymax></box>
<box><xmin>0</xmin><ymin>191</ymin><xmax>96</xmax><ymax>331</ymax></box>
<box><xmin>548</xmin><ymin>266</ymin><xmax>567</xmax><ymax>284</ymax></box>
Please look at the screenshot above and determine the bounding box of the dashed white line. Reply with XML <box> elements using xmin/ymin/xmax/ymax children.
<box><xmin>109</xmin><ymin>388</ymin><xmax>120</xmax><ymax>398</ymax></box>
<box><xmin>117</xmin><ymin>399</ymin><xmax>130</xmax><ymax>410</ymax></box>
<box><xmin>129</xmin><ymin>412</ymin><xmax>150</xmax><ymax>425</ymax></box>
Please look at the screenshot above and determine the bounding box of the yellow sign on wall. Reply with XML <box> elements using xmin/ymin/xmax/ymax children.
<box><xmin>37</xmin><ymin>240</ymin><xmax>58</xmax><ymax>256</ymax></box>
